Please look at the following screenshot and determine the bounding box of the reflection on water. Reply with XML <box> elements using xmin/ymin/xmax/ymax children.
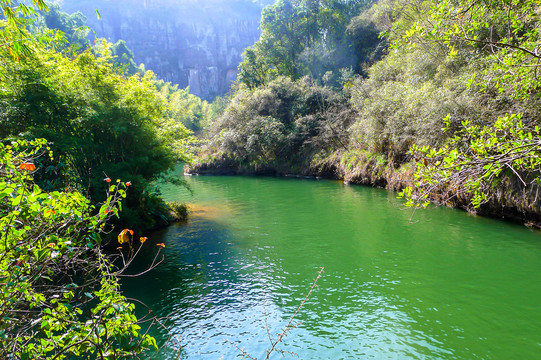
<box><xmin>122</xmin><ymin>175</ymin><xmax>541</xmax><ymax>359</ymax></box>
<box><xmin>188</xmin><ymin>203</ymin><xmax>236</xmax><ymax>221</ymax></box>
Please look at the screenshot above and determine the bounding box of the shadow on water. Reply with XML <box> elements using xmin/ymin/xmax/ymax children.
<box><xmin>122</xmin><ymin>213</ymin><xmax>289</xmax><ymax>359</ymax></box>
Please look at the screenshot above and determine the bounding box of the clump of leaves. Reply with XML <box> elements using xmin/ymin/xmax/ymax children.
<box><xmin>396</xmin><ymin>0</ymin><xmax>541</xmax><ymax>210</ymax></box>
<box><xmin>400</xmin><ymin>114</ymin><xmax>541</xmax><ymax>209</ymax></box>
<box><xmin>0</xmin><ymin>139</ymin><xmax>161</xmax><ymax>359</ymax></box>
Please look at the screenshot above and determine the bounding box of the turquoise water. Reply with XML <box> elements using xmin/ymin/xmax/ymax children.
<box><xmin>122</xmin><ymin>175</ymin><xmax>541</xmax><ymax>359</ymax></box>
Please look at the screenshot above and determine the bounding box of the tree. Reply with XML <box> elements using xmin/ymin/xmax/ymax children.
<box><xmin>407</xmin><ymin>0</ymin><xmax>541</xmax><ymax>99</ymax></box>
<box><xmin>195</xmin><ymin>76</ymin><xmax>354</xmax><ymax>174</ymax></box>
<box><xmin>0</xmin><ymin>0</ymin><xmax>48</xmax><ymax>63</ymax></box>
<box><xmin>238</xmin><ymin>48</ymin><xmax>268</xmax><ymax>89</ymax></box>
<box><xmin>259</xmin><ymin>0</ymin><xmax>307</xmax><ymax>78</ymax></box>
<box><xmin>399</xmin><ymin>0</ymin><xmax>541</xmax><ymax>209</ymax></box>
<box><xmin>237</xmin><ymin>0</ymin><xmax>378</xmax><ymax>88</ymax></box>
<box><xmin>346</xmin><ymin>15</ymin><xmax>383</xmax><ymax>71</ymax></box>
<box><xmin>1</xmin><ymin>2</ymin><xmax>194</xmax><ymax>232</ymax></box>
<box><xmin>0</xmin><ymin>2</ymin><xmax>189</xmax><ymax>357</ymax></box>
<box><xmin>38</xmin><ymin>3</ymin><xmax>90</xmax><ymax>52</ymax></box>
<box><xmin>111</xmin><ymin>40</ymin><xmax>139</xmax><ymax>75</ymax></box>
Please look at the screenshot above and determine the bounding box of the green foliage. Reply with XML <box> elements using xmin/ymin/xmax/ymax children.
<box><xmin>167</xmin><ymin>201</ymin><xmax>189</xmax><ymax>221</ymax></box>
<box><xmin>35</xmin><ymin>3</ymin><xmax>90</xmax><ymax>52</ymax></box>
<box><xmin>402</xmin><ymin>0</ymin><xmax>541</xmax><ymax>99</ymax></box>
<box><xmin>348</xmin><ymin>42</ymin><xmax>487</xmax><ymax>160</ymax></box>
<box><xmin>203</xmin><ymin>95</ymin><xmax>231</xmax><ymax>128</ymax></box>
<box><xmin>0</xmin><ymin>35</ymin><xmax>194</xmax><ymax>231</ymax></box>
<box><xmin>110</xmin><ymin>40</ymin><xmax>140</xmax><ymax>76</ymax></box>
<box><xmin>402</xmin><ymin>114</ymin><xmax>541</xmax><ymax>208</ymax></box>
<box><xmin>0</xmin><ymin>139</ymin><xmax>157</xmax><ymax>358</ymax></box>
<box><xmin>238</xmin><ymin>0</ymin><xmax>380</xmax><ymax>88</ymax></box>
<box><xmin>0</xmin><ymin>0</ymin><xmax>48</xmax><ymax>63</ymax></box>
<box><xmin>238</xmin><ymin>48</ymin><xmax>268</xmax><ymax>89</ymax></box>
<box><xmin>346</xmin><ymin>14</ymin><xmax>382</xmax><ymax>73</ymax></box>
<box><xmin>199</xmin><ymin>76</ymin><xmax>353</xmax><ymax>173</ymax></box>
<box><xmin>395</xmin><ymin>0</ymin><xmax>541</xmax><ymax>209</ymax></box>
<box><xmin>156</xmin><ymin>80</ymin><xmax>208</xmax><ymax>132</ymax></box>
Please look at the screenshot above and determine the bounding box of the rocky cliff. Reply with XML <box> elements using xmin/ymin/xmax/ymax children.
<box><xmin>59</xmin><ymin>0</ymin><xmax>270</xmax><ymax>100</ymax></box>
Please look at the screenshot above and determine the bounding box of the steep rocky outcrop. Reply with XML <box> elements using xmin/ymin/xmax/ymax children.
<box><xmin>59</xmin><ymin>0</ymin><xmax>270</xmax><ymax>99</ymax></box>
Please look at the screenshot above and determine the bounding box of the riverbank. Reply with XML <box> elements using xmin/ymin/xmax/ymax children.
<box><xmin>152</xmin><ymin>202</ymin><xmax>190</xmax><ymax>231</ymax></box>
<box><xmin>186</xmin><ymin>149</ymin><xmax>541</xmax><ymax>229</ymax></box>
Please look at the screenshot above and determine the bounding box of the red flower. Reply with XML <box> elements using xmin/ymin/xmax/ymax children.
<box><xmin>20</xmin><ymin>163</ymin><xmax>36</xmax><ymax>171</ymax></box>
<box><xmin>46</xmin><ymin>243</ymin><xmax>56</xmax><ymax>248</ymax></box>
<box><xmin>140</xmin><ymin>237</ymin><xmax>147</xmax><ymax>243</ymax></box>
<box><xmin>104</xmin><ymin>177</ymin><xmax>111</xmax><ymax>183</ymax></box>
<box><xmin>126</xmin><ymin>181</ymin><xmax>132</xmax><ymax>187</ymax></box>
<box><xmin>156</xmin><ymin>243</ymin><xmax>165</xmax><ymax>248</ymax></box>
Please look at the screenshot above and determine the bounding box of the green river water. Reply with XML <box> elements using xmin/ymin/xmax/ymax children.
<box><xmin>122</xmin><ymin>175</ymin><xmax>541</xmax><ymax>359</ymax></box>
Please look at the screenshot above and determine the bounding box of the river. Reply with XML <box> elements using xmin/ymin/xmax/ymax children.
<box><xmin>122</xmin><ymin>174</ymin><xmax>541</xmax><ymax>359</ymax></box>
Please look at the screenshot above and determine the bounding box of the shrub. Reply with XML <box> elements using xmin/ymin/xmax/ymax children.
<box><xmin>199</xmin><ymin>77</ymin><xmax>354</xmax><ymax>173</ymax></box>
<box><xmin>0</xmin><ymin>139</ymin><xmax>159</xmax><ymax>358</ymax></box>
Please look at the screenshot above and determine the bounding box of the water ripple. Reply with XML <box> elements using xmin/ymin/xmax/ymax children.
<box><xmin>122</xmin><ymin>175</ymin><xmax>541</xmax><ymax>360</ymax></box>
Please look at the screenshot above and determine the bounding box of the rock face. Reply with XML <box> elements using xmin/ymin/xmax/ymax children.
<box><xmin>59</xmin><ymin>0</ymin><xmax>269</xmax><ymax>100</ymax></box>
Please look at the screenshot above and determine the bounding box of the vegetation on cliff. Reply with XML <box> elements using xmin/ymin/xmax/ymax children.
<box><xmin>58</xmin><ymin>0</ymin><xmax>269</xmax><ymax>100</ymax></box>
<box><xmin>193</xmin><ymin>0</ymin><xmax>541</xmax><ymax>225</ymax></box>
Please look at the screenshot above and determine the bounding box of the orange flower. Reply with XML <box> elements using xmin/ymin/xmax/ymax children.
<box><xmin>117</xmin><ymin>229</ymin><xmax>134</xmax><ymax>244</ymax></box>
<box><xmin>126</xmin><ymin>181</ymin><xmax>132</xmax><ymax>187</ymax></box>
<box><xmin>46</xmin><ymin>243</ymin><xmax>56</xmax><ymax>248</ymax></box>
<box><xmin>140</xmin><ymin>237</ymin><xmax>147</xmax><ymax>243</ymax></box>
<box><xmin>156</xmin><ymin>243</ymin><xmax>165</xmax><ymax>248</ymax></box>
<box><xmin>104</xmin><ymin>177</ymin><xmax>111</xmax><ymax>183</ymax></box>
<box><xmin>20</xmin><ymin>163</ymin><xmax>36</xmax><ymax>171</ymax></box>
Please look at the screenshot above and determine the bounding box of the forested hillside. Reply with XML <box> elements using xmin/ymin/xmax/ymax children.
<box><xmin>191</xmin><ymin>0</ymin><xmax>541</xmax><ymax>226</ymax></box>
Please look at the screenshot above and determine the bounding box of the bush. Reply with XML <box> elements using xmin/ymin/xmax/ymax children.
<box><xmin>0</xmin><ymin>139</ymin><xmax>159</xmax><ymax>358</ymax></box>
<box><xmin>348</xmin><ymin>45</ymin><xmax>491</xmax><ymax>162</ymax></box>
<box><xmin>198</xmin><ymin>77</ymin><xmax>354</xmax><ymax>173</ymax></box>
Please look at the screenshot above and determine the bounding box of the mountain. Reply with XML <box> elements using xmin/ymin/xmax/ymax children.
<box><xmin>58</xmin><ymin>0</ymin><xmax>273</xmax><ymax>100</ymax></box>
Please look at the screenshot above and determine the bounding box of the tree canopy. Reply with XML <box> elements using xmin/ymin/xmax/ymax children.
<box><xmin>238</xmin><ymin>0</ymin><xmax>380</xmax><ymax>88</ymax></box>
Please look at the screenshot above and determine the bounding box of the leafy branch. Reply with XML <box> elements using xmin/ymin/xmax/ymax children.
<box><xmin>0</xmin><ymin>139</ymin><xmax>174</xmax><ymax>359</ymax></box>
